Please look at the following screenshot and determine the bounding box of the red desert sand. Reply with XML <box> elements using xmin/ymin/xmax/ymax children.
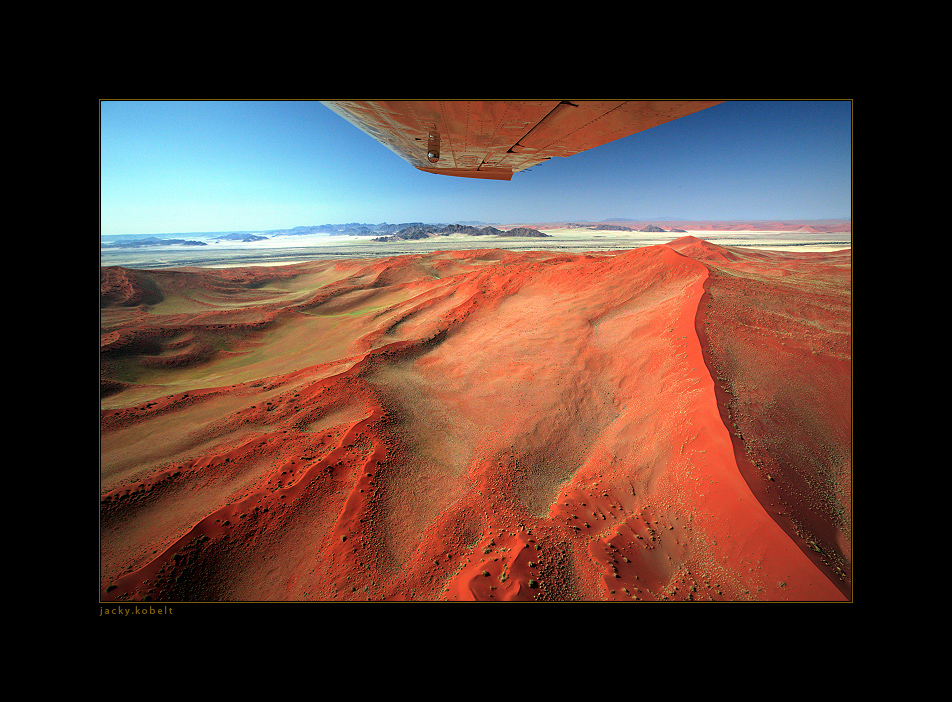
<box><xmin>100</xmin><ymin>237</ymin><xmax>852</xmax><ymax>602</ymax></box>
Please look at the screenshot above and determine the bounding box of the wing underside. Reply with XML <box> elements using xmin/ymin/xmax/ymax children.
<box><xmin>323</xmin><ymin>100</ymin><xmax>723</xmax><ymax>180</ymax></box>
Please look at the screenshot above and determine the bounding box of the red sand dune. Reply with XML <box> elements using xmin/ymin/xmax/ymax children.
<box><xmin>100</xmin><ymin>237</ymin><xmax>852</xmax><ymax>602</ymax></box>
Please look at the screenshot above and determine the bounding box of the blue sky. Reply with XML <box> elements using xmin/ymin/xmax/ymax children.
<box><xmin>99</xmin><ymin>100</ymin><xmax>852</xmax><ymax>237</ymax></box>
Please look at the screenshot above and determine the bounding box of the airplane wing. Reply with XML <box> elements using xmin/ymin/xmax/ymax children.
<box><xmin>322</xmin><ymin>100</ymin><xmax>723</xmax><ymax>180</ymax></box>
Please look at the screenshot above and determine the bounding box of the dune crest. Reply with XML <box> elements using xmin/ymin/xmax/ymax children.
<box><xmin>100</xmin><ymin>239</ymin><xmax>851</xmax><ymax>602</ymax></box>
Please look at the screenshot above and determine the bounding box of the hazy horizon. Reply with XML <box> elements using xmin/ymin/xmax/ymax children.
<box><xmin>100</xmin><ymin>215</ymin><xmax>852</xmax><ymax>242</ymax></box>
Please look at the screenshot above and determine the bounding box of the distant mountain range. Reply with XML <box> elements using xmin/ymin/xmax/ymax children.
<box><xmin>101</xmin><ymin>233</ymin><xmax>269</xmax><ymax>248</ymax></box>
<box><xmin>101</xmin><ymin>236</ymin><xmax>210</xmax><ymax>248</ymax></box>
<box><xmin>100</xmin><ymin>222</ymin><xmax>551</xmax><ymax>248</ymax></box>
<box><xmin>373</xmin><ymin>224</ymin><xmax>550</xmax><ymax>242</ymax></box>
<box><xmin>101</xmin><ymin>218</ymin><xmax>851</xmax><ymax>248</ymax></box>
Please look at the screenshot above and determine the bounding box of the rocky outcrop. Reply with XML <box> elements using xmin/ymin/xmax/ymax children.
<box><xmin>498</xmin><ymin>227</ymin><xmax>551</xmax><ymax>238</ymax></box>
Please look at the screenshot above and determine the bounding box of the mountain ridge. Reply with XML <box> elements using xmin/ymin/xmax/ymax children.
<box><xmin>101</xmin><ymin>219</ymin><xmax>851</xmax><ymax>244</ymax></box>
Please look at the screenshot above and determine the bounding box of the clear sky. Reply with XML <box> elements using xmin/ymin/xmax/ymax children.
<box><xmin>99</xmin><ymin>99</ymin><xmax>852</xmax><ymax>237</ymax></box>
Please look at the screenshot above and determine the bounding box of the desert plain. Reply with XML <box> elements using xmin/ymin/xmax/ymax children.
<box><xmin>100</xmin><ymin>224</ymin><xmax>852</xmax><ymax>602</ymax></box>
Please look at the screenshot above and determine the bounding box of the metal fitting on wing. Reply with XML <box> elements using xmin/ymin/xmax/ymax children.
<box><xmin>427</xmin><ymin>130</ymin><xmax>440</xmax><ymax>163</ymax></box>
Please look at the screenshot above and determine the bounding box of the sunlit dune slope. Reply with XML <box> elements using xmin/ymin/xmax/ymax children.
<box><xmin>100</xmin><ymin>237</ymin><xmax>852</xmax><ymax>602</ymax></box>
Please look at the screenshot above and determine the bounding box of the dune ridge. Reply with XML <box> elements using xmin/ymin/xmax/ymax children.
<box><xmin>100</xmin><ymin>238</ymin><xmax>851</xmax><ymax>602</ymax></box>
